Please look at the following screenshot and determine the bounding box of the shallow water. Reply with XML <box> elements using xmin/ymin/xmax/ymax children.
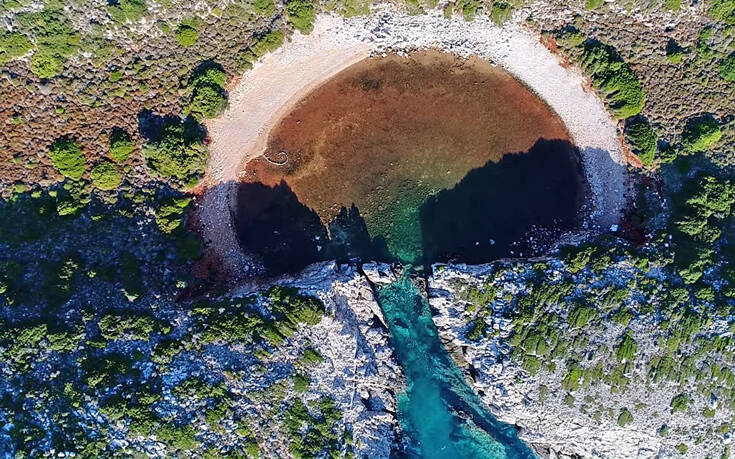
<box><xmin>375</xmin><ymin>274</ymin><xmax>535</xmax><ymax>458</ymax></box>
<box><xmin>236</xmin><ymin>50</ymin><xmax>583</xmax><ymax>268</ymax></box>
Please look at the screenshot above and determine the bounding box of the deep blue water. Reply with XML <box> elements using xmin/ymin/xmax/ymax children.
<box><xmin>374</xmin><ymin>273</ymin><xmax>536</xmax><ymax>459</ymax></box>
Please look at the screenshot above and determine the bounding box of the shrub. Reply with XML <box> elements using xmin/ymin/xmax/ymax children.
<box><xmin>17</xmin><ymin>5</ymin><xmax>80</xmax><ymax>79</ymax></box>
<box><xmin>664</xmin><ymin>0</ymin><xmax>681</xmax><ymax>11</ymax></box>
<box><xmin>490</xmin><ymin>2</ymin><xmax>512</xmax><ymax>25</ymax></box>
<box><xmin>186</xmin><ymin>63</ymin><xmax>228</xmax><ymax>120</ymax></box>
<box><xmin>711</xmin><ymin>0</ymin><xmax>735</xmax><ymax>24</ymax></box>
<box><xmin>175</xmin><ymin>24</ymin><xmax>198</xmax><ymax>47</ymax></box>
<box><xmin>581</xmin><ymin>41</ymin><xmax>645</xmax><ymax>119</ymax></box>
<box><xmin>250</xmin><ymin>30</ymin><xmax>284</xmax><ymax>57</ymax></box>
<box><xmin>586</xmin><ymin>0</ymin><xmax>604</xmax><ymax>9</ymax></box>
<box><xmin>107</xmin><ymin>0</ymin><xmax>147</xmax><ymax>23</ymax></box>
<box><xmin>681</xmin><ymin>116</ymin><xmax>722</xmax><ymax>153</ymax></box>
<box><xmin>109</xmin><ymin>129</ymin><xmax>135</xmax><ymax>162</ymax></box>
<box><xmin>616</xmin><ymin>332</ymin><xmax>637</xmax><ymax>363</ymax></box>
<box><xmin>154</xmin><ymin>196</ymin><xmax>191</xmax><ymax>234</ymax></box>
<box><xmin>0</xmin><ymin>31</ymin><xmax>32</xmax><ymax>65</ymax></box>
<box><xmin>625</xmin><ymin>119</ymin><xmax>658</xmax><ymax>166</ymax></box>
<box><xmin>293</xmin><ymin>373</ymin><xmax>310</xmax><ymax>393</ymax></box>
<box><xmin>670</xmin><ymin>393</ymin><xmax>691</xmax><ymax>413</ymax></box>
<box><xmin>720</xmin><ymin>52</ymin><xmax>735</xmax><ymax>81</ymax></box>
<box><xmin>286</xmin><ymin>0</ymin><xmax>316</xmax><ymax>34</ymax></box>
<box><xmin>49</xmin><ymin>138</ymin><xmax>86</xmax><ymax>180</ymax></box>
<box><xmin>617</xmin><ymin>407</ymin><xmax>633</xmax><ymax>427</ymax></box>
<box><xmin>665</xmin><ymin>39</ymin><xmax>685</xmax><ymax>64</ymax></box>
<box><xmin>91</xmin><ymin>161</ymin><xmax>122</xmax><ymax>191</ymax></box>
<box><xmin>142</xmin><ymin>119</ymin><xmax>207</xmax><ymax>185</ymax></box>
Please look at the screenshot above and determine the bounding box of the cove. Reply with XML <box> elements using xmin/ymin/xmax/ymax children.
<box><xmin>236</xmin><ymin>50</ymin><xmax>584</xmax><ymax>267</ymax></box>
<box><xmin>231</xmin><ymin>50</ymin><xmax>586</xmax><ymax>457</ymax></box>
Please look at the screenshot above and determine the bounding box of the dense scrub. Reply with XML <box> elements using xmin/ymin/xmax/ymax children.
<box><xmin>0</xmin><ymin>187</ymin><xmax>355</xmax><ymax>456</ymax></box>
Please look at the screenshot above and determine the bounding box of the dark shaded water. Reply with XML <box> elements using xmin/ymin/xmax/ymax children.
<box><xmin>232</xmin><ymin>138</ymin><xmax>585</xmax><ymax>271</ymax></box>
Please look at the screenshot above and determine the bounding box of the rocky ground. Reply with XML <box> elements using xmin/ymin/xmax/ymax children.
<box><xmin>429</xmin><ymin>246</ymin><xmax>735</xmax><ymax>458</ymax></box>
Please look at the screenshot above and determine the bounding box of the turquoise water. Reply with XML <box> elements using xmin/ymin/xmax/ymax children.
<box><xmin>374</xmin><ymin>273</ymin><xmax>536</xmax><ymax>459</ymax></box>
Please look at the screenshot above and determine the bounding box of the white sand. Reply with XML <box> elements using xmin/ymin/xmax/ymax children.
<box><xmin>200</xmin><ymin>9</ymin><xmax>628</xmax><ymax>275</ymax></box>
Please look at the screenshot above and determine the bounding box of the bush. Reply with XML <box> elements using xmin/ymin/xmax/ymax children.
<box><xmin>49</xmin><ymin>138</ymin><xmax>86</xmax><ymax>180</ymax></box>
<box><xmin>665</xmin><ymin>39</ymin><xmax>685</xmax><ymax>64</ymax></box>
<box><xmin>109</xmin><ymin>129</ymin><xmax>135</xmax><ymax>162</ymax></box>
<box><xmin>625</xmin><ymin>119</ymin><xmax>658</xmax><ymax>166</ymax></box>
<box><xmin>17</xmin><ymin>5</ymin><xmax>80</xmax><ymax>78</ymax></box>
<box><xmin>286</xmin><ymin>0</ymin><xmax>316</xmax><ymax>34</ymax></box>
<box><xmin>720</xmin><ymin>52</ymin><xmax>735</xmax><ymax>81</ymax></box>
<box><xmin>175</xmin><ymin>24</ymin><xmax>198</xmax><ymax>47</ymax></box>
<box><xmin>250</xmin><ymin>30</ymin><xmax>284</xmax><ymax>57</ymax></box>
<box><xmin>616</xmin><ymin>332</ymin><xmax>637</xmax><ymax>363</ymax></box>
<box><xmin>491</xmin><ymin>2</ymin><xmax>512</xmax><ymax>25</ymax></box>
<box><xmin>0</xmin><ymin>31</ymin><xmax>32</xmax><ymax>65</ymax></box>
<box><xmin>186</xmin><ymin>63</ymin><xmax>228</xmax><ymax>120</ymax></box>
<box><xmin>91</xmin><ymin>161</ymin><xmax>123</xmax><ymax>191</ymax></box>
<box><xmin>107</xmin><ymin>0</ymin><xmax>147</xmax><ymax>23</ymax></box>
<box><xmin>586</xmin><ymin>0</ymin><xmax>604</xmax><ymax>9</ymax></box>
<box><xmin>617</xmin><ymin>407</ymin><xmax>633</xmax><ymax>427</ymax></box>
<box><xmin>581</xmin><ymin>41</ymin><xmax>645</xmax><ymax>119</ymax></box>
<box><xmin>681</xmin><ymin>116</ymin><xmax>722</xmax><ymax>153</ymax></box>
<box><xmin>670</xmin><ymin>393</ymin><xmax>691</xmax><ymax>413</ymax></box>
<box><xmin>710</xmin><ymin>0</ymin><xmax>735</xmax><ymax>24</ymax></box>
<box><xmin>142</xmin><ymin>119</ymin><xmax>207</xmax><ymax>185</ymax></box>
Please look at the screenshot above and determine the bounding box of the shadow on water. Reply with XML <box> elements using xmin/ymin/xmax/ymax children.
<box><xmin>232</xmin><ymin>138</ymin><xmax>585</xmax><ymax>272</ymax></box>
<box><xmin>421</xmin><ymin>139</ymin><xmax>584</xmax><ymax>263</ymax></box>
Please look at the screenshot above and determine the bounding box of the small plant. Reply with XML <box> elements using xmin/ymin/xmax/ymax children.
<box><xmin>109</xmin><ymin>129</ymin><xmax>135</xmax><ymax>162</ymax></box>
<box><xmin>0</xmin><ymin>31</ymin><xmax>32</xmax><ymax>65</ymax></box>
<box><xmin>175</xmin><ymin>24</ymin><xmax>198</xmax><ymax>47</ymax></box>
<box><xmin>719</xmin><ymin>52</ymin><xmax>735</xmax><ymax>82</ymax></box>
<box><xmin>490</xmin><ymin>2</ymin><xmax>512</xmax><ymax>25</ymax></box>
<box><xmin>91</xmin><ymin>161</ymin><xmax>123</xmax><ymax>191</ymax></box>
<box><xmin>625</xmin><ymin>119</ymin><xmax>658</xmax><ymax>166</ymax></box>
<box><xmin>107</xmin><ymin>0</ymin><xmax>147</xmax><ymax>24</ymax></box>
<box><xmin>142</xmin><ymin>118</ymin><xmax>207</xmax><ymax>186</ymax></box>
<box><xmin>49</xmin><ymin>138</ymin><xmax>86</xmax><ymax>180</ymax></box>
<box><xmin>617</xmin><ymin>407</ymin><xmax>634</xmax><ymax>427</ymax></box>
<box><xmin>286</xmin><ymin>0</ymin><xmax>316</xmax><ymax>34</ymax></box>
<box><xmin>665</xmin><ymin>39</ymin><xmax>685</xmax><ymax>64</ymax></box>
<box><xmin>681</xmin><ymin>116</ymin><xmax>722</xmax><ymax>153</ymax></box>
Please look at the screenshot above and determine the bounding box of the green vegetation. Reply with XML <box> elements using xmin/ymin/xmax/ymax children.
<box><xmin>142</xmin><ymin>118</ymin><xmax>207</xmax><ymax>186</ymax></box>
<box><xmin>710</xmin><ymin>0</ymin><xmax>735</xmax><ymax>24</ymax></box>
<box><xmin>283</xmin><ymin>397</ymin><xmax>344</xmax><ymax>457</ymax></box>
<box><xmin>720</xmin><ymin>52</ymin><xmax>735</xmax><ymax>81</ymax></box>
<box><xmin>0</xmin><ymin>31</ymin><xmax>32</xmax><ymax>65</ymax></box>
<box><xmin>681</xmin><ymin>116</ymin><xmax>722</xmax><ymax>153</ymax></box>
<box><xmin>671</xmin><ymin>393</ymin><xmax>691</xmax><ymax>413</ymax></box>
<box><xmin>17</xmin><ymin>4</ymin><xmax>80</xmax><ymax>79</ymax></box>
<box><xmin>250</xmin><ymin>30</ymin><xmax>285</xmax><ymax>57</ymax></box>
<box><xmin>586</xmin><ymin>0</ymin><xmax>604</xmax><ymax>10</ymax></box>
<box><xmin>154</xmin><ymin>196</ymin><xmax>191</xmax><ymax>234</ymax></box>
<box><xmin>185</xmin><ymin>63</ymin><xmax>228</xmax><ymax>120</ymax></box>
<box><xmin>175</xmin><ymin>23</ymin><xmax>198</xmax><ymax>47</ymax></box>
<box><xmin>580</xmin><ymin>41</ymin><xmax>645</xmax><ymax>119</ymax></box>
<box><xmin>109</xmin><ymin>129</ymin><xmax>135</xmax><ymax>162</ymax></box>
<box><xmin>107</xmin><ymin>0</ymin><xmax>147</xmax><ymax>24</ymax></box>
<box><xmin>490</xmin><ymin>2</ymin><xmax>512</xmax><ymax>25</ymax></box>
<box><xmin>91</xmin><ymin>161</ymin><xmax>123</xmax><ymax>191</ymax></box>
<box><xmin>665</xmin><ymin>39</ymin><xmax>685</xmax><ymax>64</ymax></box>
<box><xmin>49</xmin><ymin>138</ymin><xmax>86</xmax><ymax>180</ymax></box>
<box><xmin>287</xmin><ymin>0</ymin><xmax>316</xmax><ymax>34</ymax></box>
<box><xmin>617</xmin><ymin>407</ymin><xmax>634</xmax><ymax>427</ymax></box>
<box><xmin>625</xmin><ymin>119</ymin><xmax>658</xmax><ymax>166</ymax></box>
